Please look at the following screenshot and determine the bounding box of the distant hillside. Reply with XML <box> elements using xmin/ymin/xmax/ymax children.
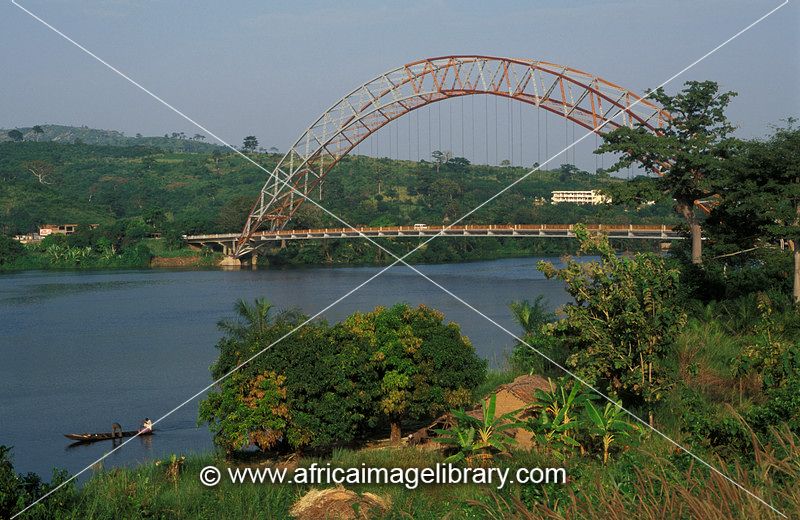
<box><xmin>1</xmin><ymin>124</ymin><xmax>223</xmax><ymax>153</ymax></box>
<box><xmin>0</xmin><ymin>140</ymin><xmax>679</xmax><ymax>240</ymax></box>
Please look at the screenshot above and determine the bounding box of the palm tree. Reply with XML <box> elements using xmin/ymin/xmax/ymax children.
<box><xmin>509</xmin><ymin>296</ymin><xmax>553</xmax><ymax>335</ymax></box>
<box><xmin>217</xmin><ymin>298</ymin><xmax>274</xmax><ymax>343</ymax></box>
<box><xmin>211</xmin><ymin>299</ymin><xmax>276</xmax><ymax>379</ymax></box>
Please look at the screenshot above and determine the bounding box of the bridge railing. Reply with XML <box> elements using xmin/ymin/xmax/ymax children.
<box><xmin>186</xmin><ymin>223</ymin><xmax>676</xmax><ymax>241</ymax></box>
<box><xmin>253</xmin><ymin>223</ymin><xmax>674</xmax><ymax>236</ymax></box>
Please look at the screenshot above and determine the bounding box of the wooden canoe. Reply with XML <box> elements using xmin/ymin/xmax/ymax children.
<box><xmin>64</xmin><ymin>430</ymin><xmax>153</xmax><ymax>443</ymax></box>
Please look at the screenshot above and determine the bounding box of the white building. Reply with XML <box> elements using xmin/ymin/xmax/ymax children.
<box><xmin>550</xmin><ymin>190</ymin><xmax>611</xmax><ymax>205</ymax></box>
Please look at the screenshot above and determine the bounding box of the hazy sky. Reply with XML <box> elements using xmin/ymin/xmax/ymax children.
<box><xmin>2</xmin><ymin>1</ymin><xmax>798</xmax><ymax>169</ymax></box>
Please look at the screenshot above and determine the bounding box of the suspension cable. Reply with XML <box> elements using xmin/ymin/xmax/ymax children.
<box><xmin>428</xmin><ymin>104</ymin><xmax>431</xmax><ymax>160</ymax></box>
<box><xmin>461</xmin><ymin>95</ymin><xmax>464</xmax><ymax>158</ymax></box>
<box><xmin>438</xmin><ymin>102</ymin><xmax>442</xmax><ymax>153</ymax></box>
<box><xmin>484</xmin><ymin>94</ymin><xmax>488</xmax><ymax>165</ymax></box>
<box><xmin>494</xmin><ymin>95</ymin><xmax>498</xmax><ymax>165</ymax></box>
<box><xmin>509</xmin><ymin>96</ymin><xmax>514</xmax><ymax>166</ymax></box>
<box><xmin>537</xmin><ymin>107</ymin><xmax>540</xmax><ymax>164</ymax></box>
<box><xmin>519</xmin><ymin>97</ymin><xmax>523</xmax><ymax>167</ymax></box>
<box><xmin>449</xmin><ymin>99</ymin><xmax>453</xmax><ymax>155</ymax></box>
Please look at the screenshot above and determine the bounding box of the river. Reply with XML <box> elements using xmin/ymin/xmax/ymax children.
<box><xmin>0</xmin><ymin>257</ymin><xmax>571</xmax><ymax>479</ymax></box>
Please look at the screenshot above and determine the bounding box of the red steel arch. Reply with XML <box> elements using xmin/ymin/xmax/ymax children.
<box><xmin>237</xmin><ymin>56</ymin><xmax>670</xmax><ymax>255</ymax></box>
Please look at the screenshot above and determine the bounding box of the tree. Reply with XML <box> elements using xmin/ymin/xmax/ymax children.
<box><xmin>200</xmin><ymin>370</ymin><xmax>291</xmax><ymax>453</ymax></box>
<box><xmin>1</xmin><ymin>445</ymin><xmax>75</xmax><ymax>518</ymax></box>
<box><xmin>7</xmin><ymin>130</ymin><xmax>23</xmax><ymax>142</ymax></box>
<box><xmin>32</xmin><ymin>125</ymin><xmax>44</xmax><ymax>142</ymax></box>
<box><xmin>375</xmin><ymin>162</ymin><xmax>388</xmax><ymax>195</ymax></box>
<box><xmin>538</xmin><ymin>226</ymin><xmax>687</xmax><ymax>426</ymax></box>
<box><xmin>201</xmin><ymin>299</ymin><xmax>378</xmax><ymax>453</ymax></box>
<box><xmin>0</xmin><ymin>235</ymin><xmax>25</xmax><ymax>268</ymax></box>
<box><xmin>141</xmin><ymin>156</ymin><xmax>156</xmax><ymax>170</ymax></box>
<box><xmin>211</xmin><ymin>149</ymin><xmax>223</xmax><ymax>174</ymax></box>
<box><xmin>338</xmin><ymin>304</ymin><xmax>486</xmax><ymax>443</ymax></box>
<box><xmin>431</xmin><ymin>150</ymin><xmax>445</xmax><ymax>172</ymax></box>
<box><xmin>215</xmin><ymin>195</ymin><xmax>253</xmax><ymax>232</ymax></box>
<box><xmin>445</xmin><ymin>156</ymin><xmax>471</xmax><ymax>173</ymax></box>
<box><xmin>143</xmin><ymin>208</ymin><xmax>166</xmax><ymax>231</ymax></box>
<box><xmin>426</xmin><ymin>178</ymin><xmax>462</xmax><ymax>210</ymax></box>
<box><xmin>558</xmin><ymin>164</ymin><xmax>580</xmax><ymax>181</ymax></box>
<box><xmin>508</xmin><ymin>297</ymin><xmax>561</xmax><ymax>376</ymax></box>
<box><xmin>709</xmin><ymin>124</ymin><xmax>800</xmax><ymax>302</ymax></box>
<box><xmin>23</xmin><ymin>160</ymin><xmax>54</xmax><ymax>185</ymax></box>
<box><xmin>596</xmin><ymin>81</ymin><xmax>738</xmax><ymax>264</ymax></box>
<box><xmin>242</xmin><ymin>135</ymin><xmax>259</xmax><ymax>153</ymax></box>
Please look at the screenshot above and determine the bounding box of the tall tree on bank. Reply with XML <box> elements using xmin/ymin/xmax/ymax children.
<box><xmin>709</xmin><ymin>124</ymin><xmax>800</xmax><ymax>302</ymax></box>
<box><xmin>596</xmin><ymin>81</ymin><xmax>738</xmax><ymax>264</ymax></box>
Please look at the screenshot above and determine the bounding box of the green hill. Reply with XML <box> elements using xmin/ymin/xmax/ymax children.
<box><xmin>1</xmin><ymin>124</ymin><xmax>223</xmax><ymax>153</ymax></box>
<box><xmin>0</xmin><ymin>140</ymin><xmax>677</xmax><ymax>235</ymax></box>
<box><xmin>0</xmin><ymin>139</ymin><xmax>678</xmax><ymax>268</ymax></box>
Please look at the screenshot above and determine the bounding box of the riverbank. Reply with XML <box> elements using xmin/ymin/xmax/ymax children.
<box><xmin>7</xmin><ymin>423</ymin><xmax>799</xmax><ymax>519</ymax></box>
<box><xmin>1</xmin><ymin>235</ymin><xmax>666</xmax><ymax>272</ymax></box>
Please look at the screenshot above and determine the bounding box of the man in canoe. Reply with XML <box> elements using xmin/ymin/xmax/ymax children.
<box><xmin>139</xmin><ymin>418</ymin><xmax>154</xmax><ymax>434</ymax></box>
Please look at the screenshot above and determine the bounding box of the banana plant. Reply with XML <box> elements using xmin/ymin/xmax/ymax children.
<box><xmin>435</xmin><ymin>425</ymin><xmax>476</xmax><ymax>463</ymax></box>
<box><xmin>435</xmin><ymin>394</ymin><xmax>525</xmax><ymax>465</ymax></box>
<box><xmin>527</xmin><ymin>379</ymin><xmax>590</xmax><ymax>459</ymax></box>
<box><xmin>584</xmin><ymin>400</ymin><xmax>639</xmax><ymax>463</ymax></box>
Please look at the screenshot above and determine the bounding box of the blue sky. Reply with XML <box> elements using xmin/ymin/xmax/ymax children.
<box><xmin>2</xmin><ymin>1</ymin><xmax>797</xmax><ymax>168</ymax></box>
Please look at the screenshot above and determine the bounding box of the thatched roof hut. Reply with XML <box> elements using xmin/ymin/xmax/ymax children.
<box><xmin>408</xmin><ymin>374</ymin><xmax>551</xmax><ymax>449</ymax></box>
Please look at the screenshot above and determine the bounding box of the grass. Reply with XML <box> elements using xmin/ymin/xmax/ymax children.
<box><xmin>32</xmin><ymin>423</ymin><xmax>799</xmax><ymax>519</ymax></box>
<box><xmin>473</xmin><ymin>369</ymin><xmax>519</xmax><ymax>401</ymax></box>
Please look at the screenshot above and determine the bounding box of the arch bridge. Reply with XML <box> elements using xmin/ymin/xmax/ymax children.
<box><xmin>233</xmin><ymin>56</ymin><xmax>672</xmax><ymax>257</ymax></box>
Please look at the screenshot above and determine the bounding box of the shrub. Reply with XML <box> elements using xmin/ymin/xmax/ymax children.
<box><xmin>538</xmin><ymin>226</ymin><xmax>687</xmax><ymax>426</ymax></box>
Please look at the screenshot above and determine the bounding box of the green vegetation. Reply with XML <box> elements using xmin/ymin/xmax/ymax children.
<box><xmin>435</xmin><ymin>394</ymin><xmax>524</xmax><ymax>464</ymax></box>
<box><xmin>598</xmin><ymin>80</ymin><xmax>739</xmax><ymax>265</ymax></box>
<box><xmin>2</xmin><ymin>81</ymin><xmax>799</xmax><ymax>518</ymax></box>
<box><xmin>199</xmin><ymin>300</ymin><xmax>486</xmax><ymax>453</ymax></box>
<box><xmin>0</xmin><ymin>129</ymin><xmax>676</xmax><ymax>270</ymax></box>
<box><xmin>0</xmin><ymin>124</ymin><xmax>223</xmax><ymax>152</ymax></box>
<box><xmin>538</xmin><ymin>228</ymin><xmax>687</xmax><ymax>426</ymax></box>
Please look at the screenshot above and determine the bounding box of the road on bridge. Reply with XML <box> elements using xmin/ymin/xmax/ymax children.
<box><xmin>186</xmin><ymin>223</ymin><xmax>681</xmax><ymax>258</ymax></box>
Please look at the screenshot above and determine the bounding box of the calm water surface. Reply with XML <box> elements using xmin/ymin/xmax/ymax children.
<box><xmin>0</xmin><ymin>257</ymin><xmax>570</xmax><ymax>478</ymax></box>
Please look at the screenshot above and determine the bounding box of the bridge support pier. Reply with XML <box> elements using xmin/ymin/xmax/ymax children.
<box><xmin>219</xmin><ymin>255</ymin><xmax>242</xmax><ymax>267</ymax></box>
<box><xmin>218</xmin><ymin>251</ymin><xmax>259</xmax><ymax>269</ymax></box>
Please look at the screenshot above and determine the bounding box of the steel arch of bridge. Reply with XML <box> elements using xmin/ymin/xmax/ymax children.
<box><xmin>237</xmin><ymin>55</ymin><xmax>670</xmax><ymax>256</ymax></box>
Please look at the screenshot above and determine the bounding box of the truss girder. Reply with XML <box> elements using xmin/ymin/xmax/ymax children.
<box><xmin>237</xmin><ymin>56</ymin><xmax>669</xmax><ymax>255</ymax></box>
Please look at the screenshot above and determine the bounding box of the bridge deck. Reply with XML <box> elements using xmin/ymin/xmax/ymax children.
<box><xmin>186</xmin><ymin>223</ymin><xmax>681</xmax><ymax>246</ymax></box>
